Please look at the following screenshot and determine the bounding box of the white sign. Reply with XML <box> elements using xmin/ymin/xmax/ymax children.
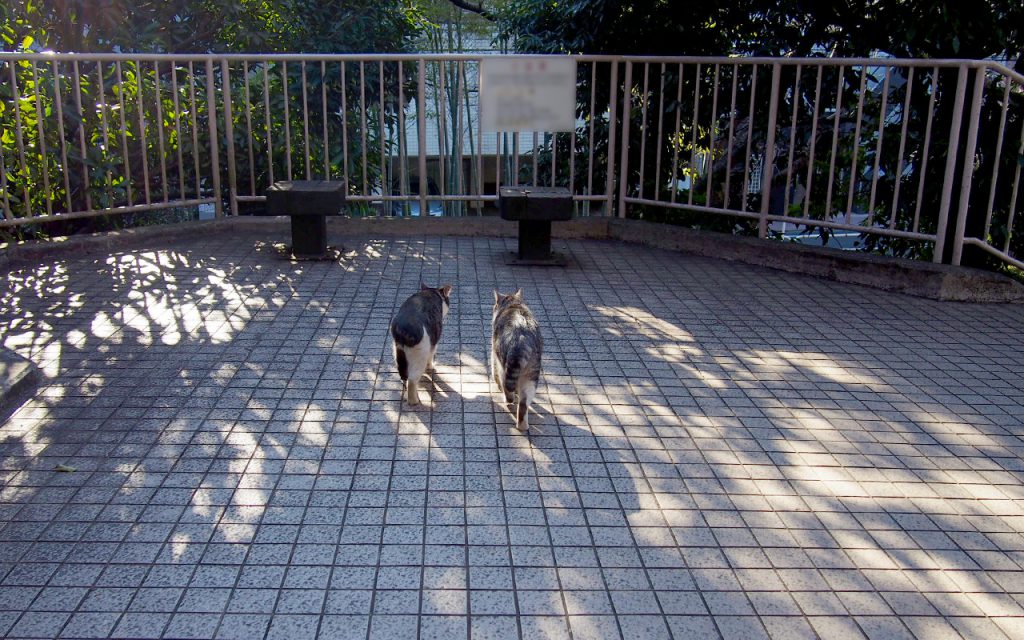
<box><xmin>480</xmin><ymin>56</ymin><xmax>577</xmax><ymax>133</ymax></box>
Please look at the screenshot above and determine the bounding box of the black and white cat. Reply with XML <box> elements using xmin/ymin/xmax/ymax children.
<box><xmin>491</xmin><ymin>289</ymin><xmax>543</xmax><ymax>432</ymax></box>
<box><xmin>391</xmin><ymin>283</ymin><xmax>452</xmax><ymax>405</ymax></box>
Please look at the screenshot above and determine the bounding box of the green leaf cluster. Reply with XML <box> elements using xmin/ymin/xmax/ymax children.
<box><xmin>2</xmin><ymin>0</ymin><xmax>426</xmax><ymax>54</ymax></box>
<box><xmin>497</xmin><ymin>0</ymin><xmax>1024</xmax><ymax>267</ymax></box>
<box><xmin>0</xmin><ymin>0</ymin><xmax>428</xmax><ymax>237</ymax></box>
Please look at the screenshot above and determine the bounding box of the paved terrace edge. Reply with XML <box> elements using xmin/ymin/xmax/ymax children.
<box><xmin>0</xmin><ymin>348</ymin><xmax>39</xmax><ymax>417</ymax></box>
<box><xmin>2</xmin><ymin>215</ymin><xmax>1022</xmax><ymax>304</ymax></box>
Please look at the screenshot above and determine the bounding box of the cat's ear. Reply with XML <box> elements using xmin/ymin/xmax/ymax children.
<box><xmin>514</xmin><ymin>288</ymin><xmax>523</xmax><ymax>299</ymax></box>
<box><xmin>493</xmin><ymin>289</ymin><xmax>501</xmax><ymax>304</ymax></box>
<box><xmin>440</xmin><ymin>284</ymin><xmax>452</xmax><ymax>298</ymax></box>
<box><xmin>420</xmin><ymin>280</ymin><xmax>429</xmax><ymax>291</ymax></box>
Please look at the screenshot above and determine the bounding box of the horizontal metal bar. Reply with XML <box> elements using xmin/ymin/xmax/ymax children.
<box><xmin>961</xmin><ymin>237</ymin><xmax>1024</xmax><ymax>271</ymax></box>
<box><xmin>624</xmin><ymin>197</ymin><xmax>938</xmax><ymax>242</ymax></box>
<box><xmin>238</xmin><ymin>194</ymin><xmax>609</xmax><ymax>204</ymax></box>
<box><xmin>764</xmin><ymin>214</ymin><xmax>936</xmax><ymax>242</ymax></box>
<box><xmin>984</xmin><ymin>61</ymin><xmax>1024</xmax><ymax>84</ymax></box>
<box><xmin>237</xmin><ymin>194</ymin><xmax>502</xmax><ymax>203</ymax></box>
<box><xmin>0</xmin><ymin>52</ymin><xmax>996</xmax><ymax>69</ymax></box>
<box><xmin>0</xmin><ymin>52</ymin><xmax>581</xmax><ymax>63</ymax></box>
<box><xmin>0</xmin><ymin>199</ymin><xmax>216</xmax><ymax>228</ymax></box>
<box><xmin>350</xmin><ymin>194</ymin><xmax>611</xmax><ymax>203</ymax></box>
<box><xmin>342</xmin><ymin>195</ymin><xmax>500</xmax><ymax>203</ymax></box>
<box><xmin>624</xmin><ymin>198</ymin><xmax>762</xmax><ymax>221</ymax></box>
<box><xmin>598</xmin><ymin>56</ymin><xmax>991</xmax><ymax>68</ymax></box>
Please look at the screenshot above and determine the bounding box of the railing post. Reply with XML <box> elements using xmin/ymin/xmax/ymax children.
<box><xmin>617</xmin><ymin>60</ymin><xmax>633</xmax><ymax>219</ymax></box>
<box><xmin>6</xmin><ymin>61</ymin><xmax>32</xmax><ymax>218</ymax></box>
<box><xmin>204</xmin><ymin>58</ymin><xmax>223</xmax><ymax>218</ymax></box>
<box><xmin>934</xmin><ymin>65</ymin><xmax>967</xmax><ymax>263</ymax></box>
<box><xmin>605</xmin><ymin>61</ymin><xmax>619</xmax><ymax>217</ymax></box>
<box><xmin>758</xmin><ymin>63</ymin><xmax>782</xmax><ymax>239</ymax></box>
<box><xmin>951</xmin><ymin>66</ymin><xmax>986</xmax><ymax>266</ymax></box>
<box><xmin>221</xmin><ymin>58</ymin><xmax>238</xmax><ymax>216</ymax></box>
<box><xmin>418</xmin><ymin>59</ymin><xmax>428</xmax><ymax>217</ymax></box>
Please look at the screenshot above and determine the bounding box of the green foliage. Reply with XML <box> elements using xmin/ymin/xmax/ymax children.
<box><xmin>0</xmin><ymin>57</ymin><xmax>219</xmax><ymax>227</ymax></box>
<box><xmin>227</xmin><ymin>58</ymin><xmax>412</xmax><ymax>207</ymax></box>
<box><xmin>2</xmin><ymin>0</ymin><xmax>425</xmax><ymax>54</ymax></box>
<box><xmin>497</xmin><ymin>0</ymin><xmax>730</xmax><ymax>55</ymax></box>
<box><xmin>496</xmin><ymin>0</ymin><xmax>1024</xmax><ymax>60</ymax></box>
<box><xmin>498</xmin><ymin>0</ymin><xmax>1024</xmax><ymax>266</ymax></box>
<box><xmin>0</xmin><ymin>0</ymin><xmax>426</xmax><ymax>236</ymax></box>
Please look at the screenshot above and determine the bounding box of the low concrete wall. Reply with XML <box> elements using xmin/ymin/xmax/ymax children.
<box><xmin>0</xmin><ymin>349</ymin><xmax>40</xmax><ymax>414</ymax></box>
<box><xmin>326</xmin><ymin>215</ymin><xmax>611</xmax><ymax>241</ymax></box>
<box><xmin>0</xmin><ymin>218</ymin><xmax>242</xmax><ymax>270</ymax></box>
<box><xmin>606</xmin><ymin>218</ymin><xmax>1024</xmax><ymax>303</ymax></box>
<box><xmin>3</xmin><ymin>215</ymin><xmax>1022</xmax><ymax>303</ymax></box>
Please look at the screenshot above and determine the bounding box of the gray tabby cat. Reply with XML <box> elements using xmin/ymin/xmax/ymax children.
<box><xmin>491</xmin><ymin>289</ymin><xmax>543</xmax><ymax>432</ymax></box>
<box><xmin>391</xmin><ymin>283</ymin><xmax>452</xmax><ymax>405</ymax></box>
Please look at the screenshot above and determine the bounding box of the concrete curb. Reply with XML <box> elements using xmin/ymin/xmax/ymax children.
<box><xmin>606</xmin><ymin>219</ymin><xmax>1024</xmax><ymax>303</ymax></box>
<box><xmin>0</xmin><ymin>349</ymin><xmax>40</xmax><ymax>414</ymax></box>
<box><xmin>3</xmin><ymin>215</ymin><xmax>1022</xmax><ymax>303</ymax></box>
<box><xmin>0</xmin><ymin>218</ymin><xmax>241</xmax><ymax>271</ymax></box>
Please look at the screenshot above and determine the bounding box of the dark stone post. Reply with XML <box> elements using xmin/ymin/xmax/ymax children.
<box><xmin>498</xmin><ymin>186</ymin><xmax>573</xmax><ymax>266</ymax></box>
<box><xmin>265</xmin><ymin>180</ymin><xmax>346</xmax><ymax>259</ymax></box>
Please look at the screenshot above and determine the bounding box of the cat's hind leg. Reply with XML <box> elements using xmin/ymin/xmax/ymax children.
<box><xmin>491</xmin><ymin>349</ymin><xmax>503</xmax><ymax>392</ymax></box>
<box><xmin>516</xmin><ymin>378</ymin><xmax>536</xmax><ymax>433</ymax></box>
<box><xmin>427</xmin><ymin>344</ymin><xmax>437</xmax><ymax>372</ymax></box>
<box><xmin>403</xmin><ymin>333</ymin><xmax>432</xmax><ymax>405</ymax></box>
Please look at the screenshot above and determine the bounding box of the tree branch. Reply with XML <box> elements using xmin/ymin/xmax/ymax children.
<box><xmin>446</xmin><ymin>0</ymin><xmax>495</xmax><ymax>22</ymax></box>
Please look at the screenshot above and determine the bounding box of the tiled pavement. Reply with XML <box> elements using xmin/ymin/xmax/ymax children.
<box><xmin>1</xmin><ymin>228</ymin><xmax>1023</xmax><ymax>639</ymax></box>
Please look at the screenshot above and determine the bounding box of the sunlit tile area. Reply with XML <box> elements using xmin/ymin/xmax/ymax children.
<box><xmin>1</xmin><ymin>228</ymin><xmax>1023</xmax><ymax>639</ymax></box>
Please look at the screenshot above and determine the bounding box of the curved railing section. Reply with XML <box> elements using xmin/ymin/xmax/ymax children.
<box><xmin>0</xmin><ymin>52</ymin><xmax>1020</xmax><ymax>269</ymax></box>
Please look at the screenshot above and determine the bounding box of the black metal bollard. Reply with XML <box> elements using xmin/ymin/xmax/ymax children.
<box><xmin>498</xmin><ymin>186</ymin><xmax>573</xmax><ymax>266</ymax></box>
<box><xmin>265</xmin><ymin>180</ymin><xmax>346</xmax><ymax>259</ymax></box>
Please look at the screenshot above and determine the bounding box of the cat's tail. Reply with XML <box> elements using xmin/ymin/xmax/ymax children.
<box><xmin>502</xmin><ymin>361</ymin><xmax>520</xmax><ymax>396</ymax></box>
<box><xmin>395</xmin><ymin>347</ymin><xmax>408</xmax><ymax>381</ymax></box>
<box><xmin>392</xmin><ymin>319</ymin><xmax>422</xmax><ymax>383</ymax></box>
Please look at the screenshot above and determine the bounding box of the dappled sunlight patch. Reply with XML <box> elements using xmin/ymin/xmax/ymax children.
<box><xmin>38</xmin><ymin>341</ymin><xmax>63</xmax><ymax>378</ymax></box>
<box><xmin>256</xmin><ymin>435</ymin><xmax>292</xmax><ymax>460</ymax></box>
<box><xmin>592</xmin><ymin>304</ymin><xmax>701</xmax><ymax>350</ymax></box>
<box><xmin>293</xmin><ymin>428</ymin><xmax>330</xmax><ymax>449</ymax></box>
<box><xmin>0</xmin><ymin>485</ymin><xmax>38</xmax><ymax>502</ymax></box>
<box><xmin>303</xmin><ymin>406</ymin><xmax>334</xmax><ymax>424</ymax></box>
<box><xmin>460</xmin><ymin>379</ymin><xmax>492</xmax><ymax>402</ymax></box>
<box><xmin>504</xmin><ymin>426</ymin><xmax>553</xmax><ymax>462</ymax></box>
<box><xmin>163</xmin><ymin>532</ymin><xmax>204</xmax><ymax>563</ymax></box>
<box><xmin>183</xmin><ymin>502</ymin><xmax>222</xmax><ymax>523</ymax></box>
<box><xmin>791</xmin><ymin>475</ymin><xmax>870</xmax><ymax>499</ymax></box>
<box><xmin>76</xmin><ymin>374</ymin><xmax>106</xmax><ymax>397</ymax></box>
<box><xmin>392</xmin><ymin>409</ymin><xmax>442</xmax><ymax>458</ymax></box>
<box><xmin>89</xmin><ymin>309</ymin><xmax>126</xmax><ymax>343</ymax></box>
<box><xmin>744</xmin><ymin>348</ymin><xmax>889</xmax><ymax>389</ymax></box>
<box><xmin>783</xmin><ymin>410</ymin><xmax>843</xmax><ymax>432</ymax></box>
<box><xmin>0</xmin><ymin>263</ymin><xmax>84</xmax><ymax>372</ymax></box>
<box><xmin>443</xmin><ymin>352</ymin><xmax>488</xmax><ymax>401</ymax></box>
<box><xmin>64</xmin><ymin>328</ymin><xmax>87</xmax><ymax>346</ymax></box>
<box><xmin>0</xmin><ymin>323</ymin><xmax>48</xmax><ymax>354</ymax></box>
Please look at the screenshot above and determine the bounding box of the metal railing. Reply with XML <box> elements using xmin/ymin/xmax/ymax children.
<box><xmin>1</xmin><ymin>52</ymin><xmax>1021</xmax><ymax>269</ymax></box>
<box><xmin>217</xmin><ymin>54</ymin><xmax>618</xmax><ymax>218</ymax></box>
<box><xmin>616</xmin><ymin>57</ymin><xmax>1024</xmax><ymax>269</ymax></box>
<box><xmin>1</xmin><ymin>54</ymin><xmax>223</xmax><ymax>227</ymax></box>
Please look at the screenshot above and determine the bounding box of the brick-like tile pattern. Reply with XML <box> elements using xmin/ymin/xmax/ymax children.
<box><xmin>1</xmin><ymin>230</ymin><xmax>1023</xmax><ymax>639</ymax></box>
